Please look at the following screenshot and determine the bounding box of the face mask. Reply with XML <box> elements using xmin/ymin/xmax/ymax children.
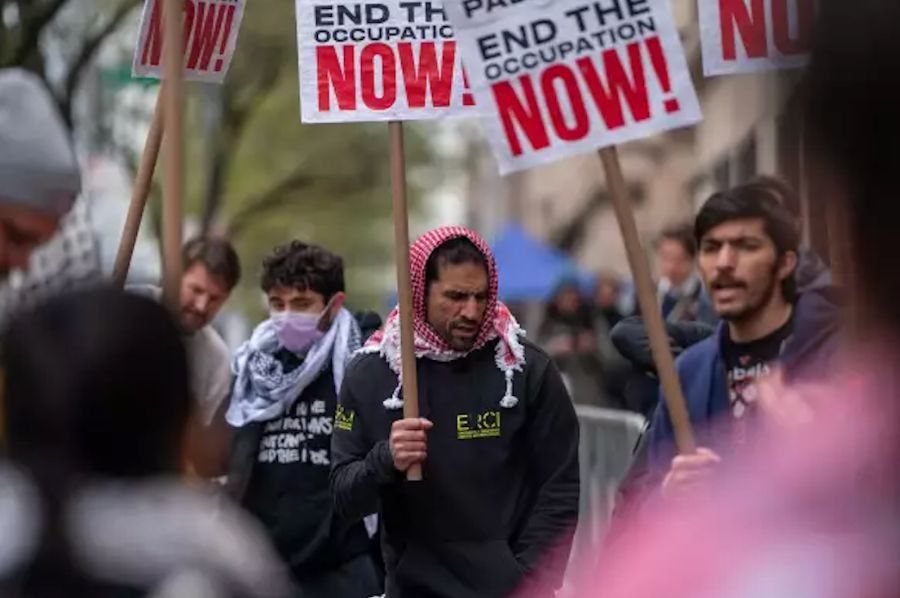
<box><xmin>271</xmin><ymin>304</ymin><xmax>330</xmax><ymax>354</ymax></box>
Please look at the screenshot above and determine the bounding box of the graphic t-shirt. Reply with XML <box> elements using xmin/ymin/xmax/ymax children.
<box><xmin>722</xmin><ymin>315</ymin><xmax>794</xmax><ymax>443</ymax></box>
<box><xmin>243</xmin><ymin>353</ymin><xmax>369</xmax><ymax>578</ymax></box>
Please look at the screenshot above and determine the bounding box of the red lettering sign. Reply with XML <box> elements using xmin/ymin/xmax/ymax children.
<box><xmin>298</xmin><ymin>0</ymin><xmax>476</xmax><ymax>123</ymax></box>
<box><xmin>494</xmin><ymin>37</ymin><xmax>680</xmax><ymax>157</ymax></box>
<box><xmin>132</xmin><ymin>0</ymin><xmax>245</xmax><ymax>83</ymax></box>
<box><xmin>446</xmin><ymin>0</ymin><xmax>700</xmax><ymax>172</ymax></box>
<box><xmin>701</xmin><ymin>0</ymin><xmax>816</xmax><ymax>76</ymax></box>
<box><xmin>314</xmin><ymin>41</ymin><xmax>471</xmax><ymax>115</ymax></box>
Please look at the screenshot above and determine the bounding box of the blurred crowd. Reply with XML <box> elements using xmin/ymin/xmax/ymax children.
<box><xmin>532</xmin><ymin>221</ymin><xmax>719</xmax><ymax>416</ymax></box>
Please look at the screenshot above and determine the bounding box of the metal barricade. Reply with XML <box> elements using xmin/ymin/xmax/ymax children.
<box><xmin>563</xmin><ymin>406</ymin><xmax>646</xmax><ymax>591</ymax></box>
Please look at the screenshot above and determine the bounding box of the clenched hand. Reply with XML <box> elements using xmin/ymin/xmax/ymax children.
<box><xmin>390</xmin><ymin>418</ymin><xmax>434</xmax><ymax>472</ymax></box>
<box><xmin>662</xmin><ymin>447</ymin><xmax>722</xmax><ymax>500</ymax></box>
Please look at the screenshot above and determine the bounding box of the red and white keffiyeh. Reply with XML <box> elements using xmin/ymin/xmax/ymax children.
<box><xmin>362</xmin><ymin>226</ymin><xmax>526</xmax><ymax>410</ymax></box>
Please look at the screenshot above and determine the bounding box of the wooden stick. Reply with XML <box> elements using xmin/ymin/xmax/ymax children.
<box><xmin>161</xmin><ymin>0</ymin><xmax>184</xmax><ymax>313</ymax></box>
<box><xmin>112</xmin><ymin>91</ymin><xmax>165</xmax><ymax>288</ymax></box>
<box><xmin>598</xmin><ymin>147</ymin><xmax>696</xmax><ymax>454</ymax></box>
<box><xmin>389</xmin><ymin>120</ymin><xmax>422</xmax><ymax>482</ymax></box>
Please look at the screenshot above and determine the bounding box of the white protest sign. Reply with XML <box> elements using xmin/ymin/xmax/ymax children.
<box><xmin>297</xmin><ymin>0</ymin><xmax>481</xmax><ymax>123</ymax></box>
<box><xmin>445</xmin><ymin>0</ymin><xmax>702</xmax><ymax>174</ymax></box>
<box><xmin>132</xmin><ymin>0</ymin><xmax>246</xmax><ymax>84</ymax></box>
<box><xmin>698</xmin><ymin>0</ymin><xmax>817</xmax><ymax>77</ymax></box>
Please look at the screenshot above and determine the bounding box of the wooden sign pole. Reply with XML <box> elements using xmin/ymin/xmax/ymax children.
<box><xmin>112</xmin><ymin>92</ymin><xmax>165</xmax><ymax>288</ymax></box>
<box><xmin>598</xmin><ymin>147</ymin><xmax>696</xmax><ymax>454</ymax></box>
<box><xmin>161</xmin><ymin>0</ymin><xmax>185</xmax><ymax>312</ymax></box>
<box><xmin>389</xmin><ymin>120</ymin><xmax>422</xmax><ymax>481</ymax></box>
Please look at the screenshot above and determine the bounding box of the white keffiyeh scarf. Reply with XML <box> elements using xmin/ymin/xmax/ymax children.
<box><xmin>226</xmin><ymin>308</ymin><xmax>361</xmax><ymax>427</ymax></box>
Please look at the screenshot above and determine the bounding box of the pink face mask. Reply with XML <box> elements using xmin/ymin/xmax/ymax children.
<box><xmin>271</xmin><ymin>308</ymin><xmax>326</xmax><ymax>354</ymax></box>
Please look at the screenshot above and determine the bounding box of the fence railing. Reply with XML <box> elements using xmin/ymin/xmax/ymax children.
<box><xmin>563</xmin><ymin>406</ymin><xmax>646</xmax><ymax>591</ymax></box>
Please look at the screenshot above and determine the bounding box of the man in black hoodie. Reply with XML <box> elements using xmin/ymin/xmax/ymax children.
<box><xmin>331</xmin><ymin>226</ymin><xmax>580</xmax><ymax>598</ymax></box>
<box><xmin>227</xmin><ymin>241</ymin><xmax>381</xmax><ymax>598</ymax></box>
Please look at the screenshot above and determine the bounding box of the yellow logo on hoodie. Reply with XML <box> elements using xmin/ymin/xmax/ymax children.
<box><xmin>335</xmin><ymin>405</ymin><xmax>355</xmax><ymax>431</ymax></box>
<box><xmin>457</xmin><ymin>410</ymin><xmax>501</xmax><ymax>440</ymax></box>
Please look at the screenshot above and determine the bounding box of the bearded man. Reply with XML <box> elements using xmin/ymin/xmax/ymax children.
<box><xmin>331</xmin><ymin>226</ymin><xmax>580</xmax><ymax>598</ymax></box>
<box><xmin>649</xmin><ymin>180</ymin><xmax>842</xmax><ymax>499</ymax></box>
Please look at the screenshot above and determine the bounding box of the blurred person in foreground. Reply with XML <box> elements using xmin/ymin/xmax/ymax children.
<box><xmin>331</xmin><ymin>226</ymin><xmax>579</xmax><ymax>598</ymax></box>
<box><xmin>581</xmin><ymin>5</ymin><xmax>900</xmax><ymax>594</ymax></box>
<box><xmin>537</xmin><ymin>275</ymin><xmax>602</xmax><ymax>405</ymax></box>
<box><xmin>226</xmin><ymin>241</ymin><xmax>381</xmax><ymax>598</ymax></box>
<box><xmin>0</xmin><ymin>69</ymin><xmax>83</xmax><ymax>316</ymax></box>
<box><xmin>654</xmin><ymin>224</ymin><xmax>717</xmax><ymax>326</ymax></box>
<box><xmin>0</xmin><ymin>288</ymin><xmax>292</xmax><ymax>597</ymax></box>
<box><xmin>0</xmin><ymin>69</ymin><xmax>79</xmax><ymax>278</ymax></box>
<box><xmin>0</xmin><ymin>68</ymin><xmax>91</xmax><ymax>446</ymax></box>
<box><xmin>649</xmin><ymin>182</ymin><xmax>842</xmax><ymax>498</ymax></box>
<box><xmin>130</xmin><ymin>237</ymin><xmax>241</xmax><ymax>476</ymax></box>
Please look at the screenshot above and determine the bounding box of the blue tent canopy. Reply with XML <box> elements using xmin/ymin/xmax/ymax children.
<box><xmin>490</xmin><ymin>223</ymin><xmax>591</xmax><ymax>302</ymax></box>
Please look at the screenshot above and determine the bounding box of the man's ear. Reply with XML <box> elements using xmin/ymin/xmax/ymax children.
<box><xmin>779</xmin><ymin>250</ymin><xmax>799</xmax><ymax>282</ymax></box>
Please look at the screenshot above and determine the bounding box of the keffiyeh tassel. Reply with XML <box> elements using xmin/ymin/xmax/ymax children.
<box><xmin>383</xmin><ymin>383</ymin><xmax>403</xmax><ymax>410</ymax></box>
<box><xmin>500</xmin><ymin>369</ymin><xmax>518</xmax><ymax>409</ymax></box>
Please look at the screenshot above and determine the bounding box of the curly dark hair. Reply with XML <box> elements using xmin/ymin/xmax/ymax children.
<box><xmin>260</xmin><ymin>240</ymin><xmax>344</xmax><ymax>300</ymax></box>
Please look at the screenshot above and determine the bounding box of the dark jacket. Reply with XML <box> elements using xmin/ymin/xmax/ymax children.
<box><xmin>648</xmin><ymin>287</ymin><xmax>843</xmax><ymax>478</ymax></box>
<box><xmin>609</xmin><ymin>317</ymin><xmax>715</xmax><ymax>417</ymax></box>
<box><xmin>611</xmin><ymin>317</ymin><xmax>716</xmax><ymax>376</ymax></box>
<box><xmin>228</xmin><ymin>359</ymin><xmax>373</xmax><ymax>590</ymax></box>
<box><xmin>330</xmin><ymin>339</ymin><xmax>580</xmax><ymax>598</ymax></box>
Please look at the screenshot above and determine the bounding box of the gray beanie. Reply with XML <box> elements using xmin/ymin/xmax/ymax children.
<box><xmin>0</xmin><ymin>69</ymin><xmax>80</xmax><ymax>215</ymax></box>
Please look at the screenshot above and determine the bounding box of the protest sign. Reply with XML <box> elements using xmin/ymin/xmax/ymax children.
<box><xmin>132</xmin><ymin>0</ymin><xmax>246</xmax><ymax>83</ymax></box>
<box><xmin>698</xmin><ymin>0</ymin><xmax>816</xmax><ymax>77</ymax></box>
<box><xmin>296</xmin><ymin>0</ymin><xmax>479</xmax><ymax>123</ymax></box>
<box><xmin>118</xmin><ymin>0</ymin><xmax>244</xmax><ymax>284</ymax></box>
<box><xmin>444</xmin><ymin>0</ymin><xmax>701</xmax><ymax>174</ymax></box>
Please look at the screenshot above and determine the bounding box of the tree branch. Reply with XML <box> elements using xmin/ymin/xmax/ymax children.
<box><xmin>225</xmin><ymin>170</ymin><xmax>319</xmax><ymax>239</ymax></box>
<box><xmin>59</xmin><ymin>0</ymin><xmax>140</xmax><ymax>124</ymax></box>
<box><xmin>200</xmin><ymin>140</ymin><xmax>230</xmax><ymax>233</ymax></box>
<box><xmin>227</xmin><ymin>54</ymin><xmax>282</xmax><ymax>133</ymax></box>
<box><xmin>199</xmin><ymin>52</ymin><xmax>284</xmax><ymax>231</ymax></box>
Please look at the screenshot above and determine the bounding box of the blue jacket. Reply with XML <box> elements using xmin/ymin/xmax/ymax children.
<box><xmin>648</xmin><ymin>287</ymin><xmax>843</xmax><ymax>477</ymax></box>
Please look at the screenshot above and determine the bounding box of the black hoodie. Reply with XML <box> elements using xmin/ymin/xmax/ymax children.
<box><xmin>229</xmin><ymin>355</ymin><xmax>375</xmax><ymax>593</ymax></box>
<box><xmin>330</xmin><ymin>338</ymin><xmax>579</xmax><ymax>598</ymax></box>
